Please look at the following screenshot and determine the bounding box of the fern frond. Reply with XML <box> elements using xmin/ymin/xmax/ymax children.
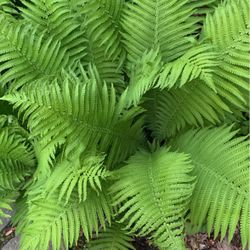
<box><xmin>0</xmin><ymin>15</ymin><xmax>70</xmax><ymax>89</ymax></box>
<box><xmin>83</xmin><ymin>30</ymin><xmax>125</xmax><ymax>83</ymax></box>
<box><xmin>170</xmin><ymin>126</ymin><xmax>249</xmax><ymax>248</ymax></box>
<box><xmin>0</xmin><ymin>127</ymin><xmax>35</xmax><ymax>190</ymax></box>
<box><xmin>2</xmin><ymin>73</ymin><xmax>145</xmax><ymax>167</ymax></box>
<box><xmin>122</xmin><ymin>0</ymin><xmax>199</xmax><ymax>64</ymax></box>
<box><xmin>83</xmin><ymin>40</ymin><xmax>124</xmax><ymax>84</ymax></box>
<box><xmin>157</xmin><ymin>44</ymin><xmax>219</xmax><ymax>90</ymax></box>
<box><xmin>202</xmin><ymin>0</ymin><xmax>250</xmax><ymax>109</ymax></box>
<box><xmin>20</xmin><ymin>0</ymin><xmax>87</xmax><ymax>62</ymax></box>
<box><xmin>0</xmin><ymin>190</ymin><xmax>16</xmax><ymax>224</ymax></box>
<box><xmin>87</xmin><ymin>222</ymin><xmax>135</xmax><ymax>250</ymax></box>
<box><xmin>72</xmin><ymin>0</ymin><xmax>126</xmax><ymax>84</ymax></box>
<box><xmin>144</xmin><ymin>82</ymin><xmax>230</xmax><ymax>139</ymax></box>
<box><xmin>44</xmin><ymin>152</ymin><xmax>111</xmax><ymax>203</ymax></box>
<box><xmin>83</xmin><ymin>0</ymin><xmax>125</xmax><ymax>60</ymax></box>
<box><xmin>31</xmin><ymin>138</ymin><xmax>61</xmax><ymax>180</ymax></box>
<box><xmin>17</xmin><ymin>190</ymin><xmax>112</xmax><ymax>250</ymax></box>
<box><xmin>125</xmin><ymin>48</ymin><xmax>162</xmax><ymax>106</ymax></box>
<box><xmin>111</xmin><ymin>148</ymin><xmax>195</xmax><ymax>249</ymax></box>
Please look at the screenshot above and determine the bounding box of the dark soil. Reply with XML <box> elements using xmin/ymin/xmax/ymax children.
<box><xmin>133</xmin><ymin>237</ymin><xmax>158</xmax><ymax>250</ymax></box>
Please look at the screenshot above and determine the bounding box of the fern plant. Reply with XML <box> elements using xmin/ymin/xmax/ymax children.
<box><xmin>0</xmin><ymin>0</ymin><xmax>249</xmax><ymax>249</ymax></box>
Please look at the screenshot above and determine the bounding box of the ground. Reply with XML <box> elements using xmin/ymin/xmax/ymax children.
<box><xmin>0</xmin><ymin>219</ymin><xmax>243</xmax><ymax>250</ymax></box>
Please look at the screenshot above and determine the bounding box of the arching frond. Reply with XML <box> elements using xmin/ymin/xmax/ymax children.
<box><xmin>83</xmin><ymin>0</ymin><xmax>125</xmax><ymax>60</ymax></box>
<box><xmin>87</xmin><ymin>222</ymin><xmax>135</xmax><ymax>250</ymax></box>
<box><xmin>0</xmin><ymin>15</ymin><xmax>70</xmax><ymax>89</ymax></box>
<box><xmin>17</xmin><ymin>190</ymin><xmax>112</xmax><ymax>250</ymax></box>
<box><xmin>0</xmin><ymin>126</ymin><xmax>35</xmax><ymax>190</ymax></box>
<box><xmin>157</xmin><ymin>44</ymin><xmax>219</xmax><ymax>90</ymax></box>
<box><xmin>144</xmin><ymin>82</ymin><xmax>230</xmax><ymax>139</ymax></box>
<box><xmin>20</xmin><ymin>0</ymin><xmax>87</xmax><ymax>62</ymax></box>
<box><xmin>66</xmin><ymin>0</ymin><xmax>126</xmax><ymax>84</ymax></box>
<box><xmin>82</xmin><ymin>26</ymin><xmax>125</xmax><ymax>83</ymax></box>
<box><xmin>111</xmin><ymin>148</ymin><xmax>195</xmax><ymax>249</ymax></box>
<box><xmin>43</xmin><ymin>152</ymin><xmax>111</xmax><ymax>203</ymax></box>
<box><xmin>125</xmin><ymin>48</ymin><xmax>162</xmax><ymax>106</ymax></box>
<box><xmin>82</xmin><ymin>40</ymin><xmax>124</xmax><ymax>84</ymax></box>
<box><xmin>2</xmin><ymin>73</ymin><xmax>145</xmax><ymax>167</ymax></box>
<box><xmin>170</xmin><ymin>126</ymin><xmax>249</xmax><ymax>248</ymax></box>
<box><xmin>122</xmin><ymin>0</ymin><xmax>199</xmax><ymax>64</ymax></box>
<box><xmin>201</xmin><ymin>0</ymin><xmax>250</xmax><ymax>109</ymax></box>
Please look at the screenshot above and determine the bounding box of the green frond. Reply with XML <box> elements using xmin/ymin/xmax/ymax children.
<box><xmin>82</xmin><ymin>41</ymin><xmax>124</xmax><ymax>84</ymax></box>
<box><xmin>0</xmin><ymin>15</ymin><xmax>70</xmax><ymax>89</ymax></box>
<box><xmin>11</xmin><ymin>193</ymin><xmax>29</xmax><ymax>229</ymax></box>
<box><xmin>0</xmin><ymin>190</ymin><xmax>16</xmax><ymax>224</ymax></box>
<box><xmin>125</xmin><ymin>48</ymin><xmax>162</xmax><ymax>106</ymax></box>
<box><xmin>32</xmin><ymin>138</ymin><xmax>60</xmax><ymax>179</ymax></box>
<box><xmin>72</xmin><ymin>0</ymin><xmax>126</xmax><ymax>84</ymax></box>
<box><xmin>17</xmin><ymin>190</ymin><xmax>112</xmax><ymax>250</ymax></box>
<box><xmin>157</xmin><ymin>44</ymin><xmax>219</xmax><ymax>90</ymax></box>
<box><xmin>2</xmin><ymin>73</ymin><xmax>145</xmax><ymax>167</ymax></box>
<box><xmin>83</xmin><ymin>30</ymin><xmax>125</xmax><ymax>84</ymax></box>
<box><xmin>170</xmin><ymin>126</ymin><xmax>249</xmax><ymax>248</ymax></box>
<box><xmin>201</xmin><ymin>0</ymin><xmax>250</xmax><ymax>109</ymax></box>
<box><xmin>111</xmin><ymin>148</ymin><xmax>195</xmax><ymax>249</ymax></box>
<box><xmin>87</xmin><ymin>222</ymin><xmax>135</xmax><ymax>250</ymax></box>
<box><xmin>0</xmin><ymin>1</ymin><xmax>248</xmax><ymax>249</ymax></box>
<box><xmin>122</xmin><ymin>0</ymin><xmax>199</xmax><ymax>64</ymax></box>
<box><xmin>144</xmin><ymin>82</ymin><xmax>230</xmax><ymax>139</ymax></box>
<box><xmin>43</xmin><ymin>152</ymin><xmax>111</xmax><ymax>203</ymax></box>
<box><xmin>0</xmin><ymin>126</ymin><xmax>35</xmax><ymax>190</ymax></box>
<box><xmin>83</xmin><ymin>0</ymin><xmax>125</xmax><ymax>60</ymax></box>
<box><xmin>20</xmin><ymin>0</ymin><xmax>87</xmax><ymax>62</ymax></box>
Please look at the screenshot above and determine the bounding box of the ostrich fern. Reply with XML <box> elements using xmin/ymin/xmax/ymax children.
<box><xmin>0</xmin><ymin>0</ymin><xmax>249</xmax><ymax>249</ymax></box>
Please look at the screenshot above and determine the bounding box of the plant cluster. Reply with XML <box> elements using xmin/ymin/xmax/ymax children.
<box><xmin>0</xmin><ymin>0</ymin><xmax>249</xmax><ymax>249</ymax></box>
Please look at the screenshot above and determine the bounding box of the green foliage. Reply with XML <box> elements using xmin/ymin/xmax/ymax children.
<box><xmin>111</xmin><ymin>148</ymin><xmax>195</xmax><ymax>249</ymax></box>
<box><xmin>0</xmin><ymin>116</ymin><xmax>35</xmax><ymax>190</ymax></box>
<box><xmin>2</xmin><ymin>73</ymin><xmax>144</xmax><ymax>167</ymax></box>
<box><xmin>16</xmin><ymin>190</ymin><xmax>112</xmax><ymax>250</ymax></box>
<box><xmin>0</xmin><ymin>0</ymin><xmax>249</xmax><ymax>249</ymax></box>
<box><xmin>122</xmin><ymin>0</ymin><xmax>199</xmax><ymax>64</ymax></box>
<box><xmin>43</xmin><ymin>152</ymin><xmax>111</xmax><ymax>203</ymax></box>
<box><xmin>201</xmin><ymin>0</ymin><xmax>249</xmax><ymax>109</ymax></box>
<box><xmin>143</xmin><ymin>82</ymin><xmax>230</xmax><ymax>138</ymax></box>
<box><xmin>87</xmin><ymin>222</ymin><xmax>135</xmax><ymax>250</ymax></box>
<box><xmin>157</xmin><ymin>44</ymin><xmax>219</xmax><ymax>90</ymax></box>
<box><xmin>171</xmin><ymin>127</ymin><xmax>249</xmax><ymax>248</ymax></box>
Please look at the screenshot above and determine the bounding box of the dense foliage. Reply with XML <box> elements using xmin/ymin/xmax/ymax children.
<box><xmin>0</xmin><ymin>0</ymin><xmax>249</xmax><ymax>249</ymax></box>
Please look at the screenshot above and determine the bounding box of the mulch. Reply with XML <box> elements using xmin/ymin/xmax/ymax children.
<box><xmin>133</xmin><ymin>228</ymin><xmax>243</xmax><ymax>250</ymax></box>
<box><xmin>0</xmin><ymin>224</ymin><xmax>244</xmax><ymax>250</ymax></box>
